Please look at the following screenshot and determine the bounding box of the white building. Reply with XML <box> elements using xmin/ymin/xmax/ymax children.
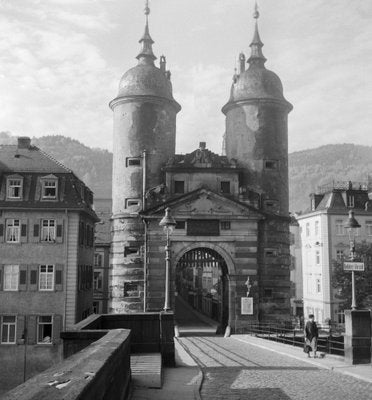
<box><xmin>290</xmin><ymin>216</ymin><xmax>303</xmax><ymax>318</ymax></box>
<box><xmin>297</xmin><ymin>181</ymin><xmax>372</xmax><ymax>324</ymax></box>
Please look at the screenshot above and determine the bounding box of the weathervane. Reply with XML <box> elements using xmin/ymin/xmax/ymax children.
<box><xmin>253</xmin><ymin>1</ymin><xmax>259</xmax><ymax>19</ymax></box>
<box><xmin>145</xmin><ymin>0</ymin><xmax>150</xmax><ymax>18</ymax></box>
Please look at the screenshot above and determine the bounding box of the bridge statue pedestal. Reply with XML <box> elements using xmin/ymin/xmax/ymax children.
<box><xmin>344</xmin><ymin>310</ymin><xmax>371</xmax><ymax>365</ymax></box>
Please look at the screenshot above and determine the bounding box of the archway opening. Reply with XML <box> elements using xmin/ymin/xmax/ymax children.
<box><xmin>175</xmin><ymin>247</ymin><xmax>229</xmax><ymax>335</ymax></box>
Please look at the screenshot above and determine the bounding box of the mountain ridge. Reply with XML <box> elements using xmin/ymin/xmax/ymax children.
<box><xmin>1</xmin><ymin>132</ymin><xmax>370</xmax><ymax>212</ymax></box>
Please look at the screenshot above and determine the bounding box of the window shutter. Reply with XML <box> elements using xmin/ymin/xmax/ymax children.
<box><xmin>34</xmin><ymin>177</ymin><xmax>42</xmax><ymax>200</ymax></box>
<box><xmin>29</xmin><ymin>265</ymin><xmax>39</xmax><ymax>291</ymax></box>
<box><xmin>59</xmin><ymin>177</ymin><xmax>65</xmax><ymax>202</ymax></box>
<box><xmin>52</xmin><ymin>314</ymin><xmax>63</xmax><ymax>344</ymax></box>
<box><xmin>0</xmin><ymin>223</ymin><xmax>4</xmax><ymax>242</ymax></box>
<box><xmin>56</xmin><ymin>220</ymin><xmax>63</xmax><ymax>243</ymax></box>
<box><xmin>0</xmin><ymin>265</ymin><xmax>3</xmax><ymax>290</ymax></box>
<box><xmin>21</xmin><ymin>221</ymin><xmax>28</xmax><ymax>242</ymax></box>
<box><xmin>55</xmin><ymin>264</ymin><xmax>63</xmax><ymax>291</ymax></box>
<box><xmin>16</xmin><ymin>315</ymin><xmax>25</xmax><ymax>343</ymax></box>
<box><xmin>19</xmin><ymin>265</ymin><xmax>28</xmax><ymax>291</ymax></box>
<box><xmin>31</xmin><ymin>223</ymin><xmax>40</xmax><ymax>243</ymax></box>
<box><xmin>0</xmin><ymin>177</ymin><xmax>5</xmax><ymax>200</ymax></box>
<box><xmin>27</xmin><ymin>315</ymin><xmax>37</xmax><ymax>344</ymax></box>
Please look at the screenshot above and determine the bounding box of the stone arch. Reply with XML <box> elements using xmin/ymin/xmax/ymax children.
<box><xmin>173</xmin><ymin>242</ymin><xmax>236</xmax><ymax>276</ymax></box>
<box><xmin>173</xmin><ymin>242</ymin><xmax>236</xmax><ymax>334</ymax></box>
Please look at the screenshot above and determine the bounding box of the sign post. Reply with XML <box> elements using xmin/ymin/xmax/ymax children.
<box><xmin>343</xmin><ymin>262</ymin><xmax>364</xmax><ymax>310</ymax></box>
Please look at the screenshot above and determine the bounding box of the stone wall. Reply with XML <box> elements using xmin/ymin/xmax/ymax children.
<box><xmin>2</xmin><ymin>329</ymin><xmax>131</xmax><ymax>400</ymax></box>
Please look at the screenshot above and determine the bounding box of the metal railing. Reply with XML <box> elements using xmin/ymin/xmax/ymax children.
<box><xmin>317</xmin><ymin>181</ymin><xmax>368</xmax><ymax>194</ymax></box>
<box><xmin>238</xmin><ymin>322</ymin><xmax>344</xmax><ymax>356</ymax></box>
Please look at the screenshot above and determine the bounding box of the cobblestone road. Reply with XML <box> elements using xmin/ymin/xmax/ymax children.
<box><xmin>179</xmin><ymin>336</ymin><xmax>372</xmax><ymax>400</ymax></box>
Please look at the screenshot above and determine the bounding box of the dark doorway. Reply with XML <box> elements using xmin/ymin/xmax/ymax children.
<box><xmin>175</xmin><ymin>248</ymin><xmax>229</xmax><ymax>335</ymax></box>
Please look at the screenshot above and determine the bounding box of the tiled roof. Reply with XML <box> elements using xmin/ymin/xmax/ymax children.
<box><xmin>0</xmin><ymin>143</ymin><xmax>98</xmax><ymax>221</ymax></box>
<box><xmin>0</xmin><ymin>144</ymin><xmax>71</xmax><ymax>173</ymax></box>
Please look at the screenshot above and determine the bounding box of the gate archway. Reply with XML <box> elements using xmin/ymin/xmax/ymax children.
<box><xmin>175</xmin><ymin>247</ymin><xmax>229</xmax><ymax>333</ymax></box>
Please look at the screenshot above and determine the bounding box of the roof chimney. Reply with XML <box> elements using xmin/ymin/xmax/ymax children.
<box><xmin>17</xmin><ymin>136</ymin><xmax>31</xmax><ymax>149</ymax></box>
<box><xmin>199</xmin><ymin>142</ymin><xmax>206</xmax><ymax>150</ymax></box>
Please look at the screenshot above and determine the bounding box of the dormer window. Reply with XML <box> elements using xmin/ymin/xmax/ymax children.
<box><xmin>42</xmin><ymin>178</ymin><xmax>57</xmax><ymax>199</ymax></box>
<box><xmin>347</xmin><ymin>195</ymin><xmax>355</xmax><ymax>208</ymax></box>
<box><xmin>7</xmin><ymin>177</ymin><xmax>23</xmax><ymax>199</ymax></box>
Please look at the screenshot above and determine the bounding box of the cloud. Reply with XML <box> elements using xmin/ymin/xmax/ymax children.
<box><xmin>0</xmin><ymin>0</ymin><xmax>371</xmax><ymax>156</ymax></box>
<box><xmin>0</xmin><ymin>0</ymin><xmax>117</xmax><ymax>149</ymax></box>
<box><xmin>173</xmin><ymin>63</ymin><xmax>231</xmax><ymax>154</ymax></box>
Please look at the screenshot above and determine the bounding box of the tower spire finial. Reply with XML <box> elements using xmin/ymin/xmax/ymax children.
<box><xmin>253</xmin><ymin>1</ymin><xmax>259</xmax><ymax>19</ymax></box>
<box><xmin>136</xmin><ymin>0</ymin><xmax>156</xmax><ymax>64</ymax></box>
<box><xmin>248</xmin><ymin>1</ymin><xmax>266</xmax><ymax>67</ymax></box>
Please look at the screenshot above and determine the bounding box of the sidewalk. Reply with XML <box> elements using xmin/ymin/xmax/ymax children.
<box><xmin>129</xmin><ymin>339</ymin><xmax>202</xmax><ymax>400</ymax></box>
<box><xmin>232</xmin><ymin>334</ymin><xmax>372</xmax><ymax>384</ymax></box>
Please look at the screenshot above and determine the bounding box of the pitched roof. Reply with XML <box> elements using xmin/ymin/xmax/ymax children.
<box><xmin>0</xmin><ymin>142</ymin><xmax>99</xmax><ymax>221</ymax></box>
<box><xmin>0</xmin><ymin>144</ymin><xmax>71</xmax><ymax>173</ymax></box>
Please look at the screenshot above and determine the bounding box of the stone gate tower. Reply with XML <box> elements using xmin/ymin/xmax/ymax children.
<box><xmin>109</xmin><ymin>3</ymin><xmax>181</xmax><ymax>313</ymax></box>
<box><xmin>222</xmin><ymin>4</ymin><xmax>293</xmax><ymax>319</ymax></box>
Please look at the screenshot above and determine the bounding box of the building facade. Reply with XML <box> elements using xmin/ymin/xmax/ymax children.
<box><xmin>290</xmin><ymin>216</ymin><xmax>303</xmax><ymax>318</ymax></box>
<box><xmin>93</xmin><ymin>198</ymin><xmax>112</xmax><ymax>314</ymax></box>
<box><xmin>109</xmin><ymin>3</ymin><xmax>292</xmax><ymax>331</ymax></box>
<box><xmin>297</xmin><ymin>181</ymin><xmax>372</xmax><ymax>324</ymax></box>
<box><xmin>0</xmin><ymin>137</ymin><xmax>98</xmax><ymax>388</ymax></box>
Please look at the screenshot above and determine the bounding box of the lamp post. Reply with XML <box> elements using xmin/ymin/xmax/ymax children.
<box><xmin>344</xmin><ymin>209</ymin><xmax>361</xmax><ymax>310</ymax></box>
<box><xmin>159</xmin><ymin>207</ymin><xmax>176</xmax><ymax>312</ymax></box>
<box><xmin>343</xmin><ymin>209</ymin><xmax>371</xmax><ymax>365</ymax></box>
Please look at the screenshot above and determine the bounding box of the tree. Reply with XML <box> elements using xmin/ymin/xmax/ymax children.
<box><xmin>332</xmin><ymin>241</ymin><xmax>372</xmax><ymax>310</ymax></box>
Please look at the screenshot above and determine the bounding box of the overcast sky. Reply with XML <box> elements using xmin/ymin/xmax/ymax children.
<box><xmin>0</xmin><ymin>0</ymin><xmax>371</xmax><ymax>154</ymax></box>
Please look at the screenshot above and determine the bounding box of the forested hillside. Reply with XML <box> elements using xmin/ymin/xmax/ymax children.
<box><xmin>289</xmin><ymin>144</ymin><xmax>372</xmax><ymax>212</ymax></box>
<box><xmin>32</xmin><ymin>135</ymin><xmax>112</xmax><ymax>199</ymax></box>
<box><xmin>2</xmin><ymin>132</ymin><xmax>371</xmax><ymax>212</ymax></box>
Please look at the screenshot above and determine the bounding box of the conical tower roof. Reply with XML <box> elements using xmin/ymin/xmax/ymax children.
<box><xmin>111</xmin><ymin>1</ymin><xmax>180</xmax><ymax>111</ymax></box>
<box><xmin>222</xmin><ymin>1</ymin><xmax>292</xmax><ymax>114</ymax></box>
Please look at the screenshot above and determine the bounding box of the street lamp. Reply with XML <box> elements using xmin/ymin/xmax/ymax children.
<box><xmin>159</xmin><ymin>207</ymin><xmax>176</xmax><ymax>311</ymax></box>
<box><xmin>344</xmin><ymin>209</ymin><xmax>361</xmax><ymax>310</ymax></box>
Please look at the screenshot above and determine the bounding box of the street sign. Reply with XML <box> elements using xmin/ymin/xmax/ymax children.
<box><xmin>343</xmin><ymin>262</ymin><xmax>365</xmax><ymax>271</ymax></box>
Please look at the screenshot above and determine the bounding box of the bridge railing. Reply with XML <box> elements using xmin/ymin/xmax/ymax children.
<box><xmin>239</xmin><ymin>322</ymin><xmax>344</xmax><ymax>356</ymax></box>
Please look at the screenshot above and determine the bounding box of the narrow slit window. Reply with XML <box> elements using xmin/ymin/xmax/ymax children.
<box><xmin>264</xmin><ymin>160</ymin><xmax>278</xmax><ymax>170</ymax></box>
<box><xmin>124</xmin><ymin>246</ymin><xmax>140</xmax><ymax>257</ymax></box>
<box><xmin>126</xmin><ymin>158</ymin><xmax>141</xmax><ymax>167</ymax></box>
<box><xmin>125</xmin><ymin>199</ymin><xmax>141</xmax><ymax>208</ymax></box>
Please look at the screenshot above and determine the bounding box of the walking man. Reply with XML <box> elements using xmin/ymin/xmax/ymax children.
<box><xmin>305</xmin><ymin>314</ymin><xmax>319</xmax><ymax>358</ymax></box>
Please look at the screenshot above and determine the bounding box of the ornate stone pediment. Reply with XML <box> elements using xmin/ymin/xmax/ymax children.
<box><xmin>142</xmin><ymin>188</ymin><xmax>263</xmax><ymax>219</ymax></box>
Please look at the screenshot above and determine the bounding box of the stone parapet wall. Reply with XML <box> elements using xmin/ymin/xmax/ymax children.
<box><xmin>2</xmin><ymin>329</ymin><xmax>131</xmax><ymax>400</ymax></box>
